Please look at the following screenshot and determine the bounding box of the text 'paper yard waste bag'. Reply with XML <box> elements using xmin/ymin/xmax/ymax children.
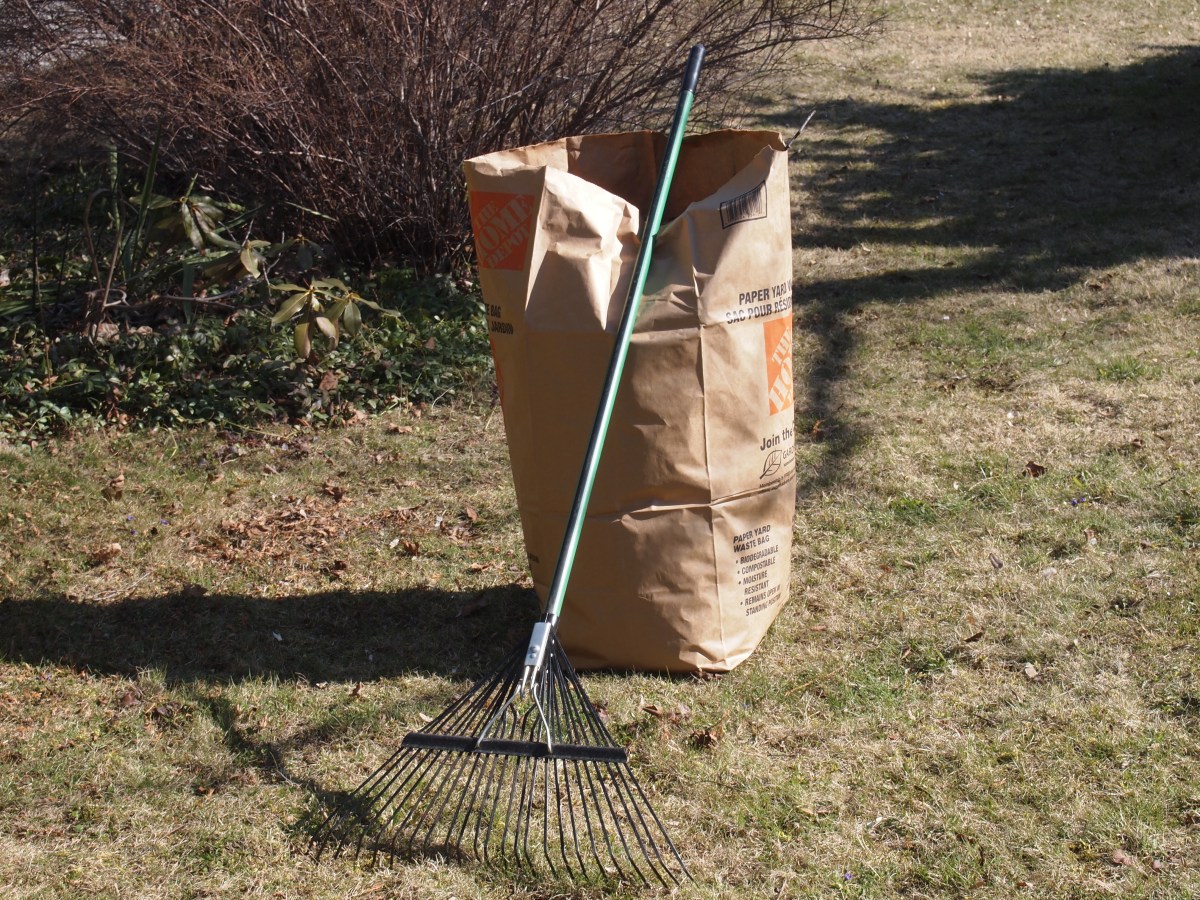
<box><xmin>465</xmin><ymin>129</ymin><xmax>796</xmax><ymax>673</ymax></box>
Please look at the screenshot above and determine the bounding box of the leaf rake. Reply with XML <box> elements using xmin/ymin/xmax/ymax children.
<box><xmin>312</xmin><ymin>44</ymin><xmax>705</xmax><ymax>888</ymax></box>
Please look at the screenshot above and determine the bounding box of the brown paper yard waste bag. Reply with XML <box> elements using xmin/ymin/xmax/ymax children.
<box><xmin>464</xmin><ymin>129</ymin><xmax>795</xmax><ymax>672</ymax></box>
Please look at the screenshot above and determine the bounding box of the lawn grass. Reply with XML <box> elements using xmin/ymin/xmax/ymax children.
<box><xmin>3</xmin><ymin>0</ymin><xmax>1200</xmax><ymax>896</ymax></box>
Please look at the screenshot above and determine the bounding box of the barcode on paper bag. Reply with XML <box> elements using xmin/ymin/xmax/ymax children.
<box><xmin>719</xmin><ymin>180</ymin><xmax>768</xmax><ymax>228</ymax></box>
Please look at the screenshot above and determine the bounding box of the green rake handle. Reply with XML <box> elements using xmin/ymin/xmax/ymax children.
<box><xmin>543</xmin><ymin>44</ymin><xmax>704</xmax><ymax>627</ymax></box>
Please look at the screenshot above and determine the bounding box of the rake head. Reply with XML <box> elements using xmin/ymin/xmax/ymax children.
<box><xmin>311</xmin><ymin>626</ymin><xmax>689</xmax><ymax>888</ymax></box>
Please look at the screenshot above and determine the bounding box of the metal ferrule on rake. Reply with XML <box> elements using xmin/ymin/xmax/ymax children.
<box><xmin>476</xmin><ymin>618</ymin><xmax>557</xmax><ymax>750</ymax></box>
<box><xmin>312</xmin><ymin>44</ymin><xmax>704</xmax><ymax>887</ymax></box>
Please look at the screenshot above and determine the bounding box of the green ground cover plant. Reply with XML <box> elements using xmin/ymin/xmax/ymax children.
<box><xmin>0</xmin><ymin>276</ymin><xmax>491</xmax><ymax>438</ymax></box>
<box><xmin>0</xmin><ymin>146</ymin><xmax>492</xmax><ymax>437</ymax></box>
<box><xmin>2</xmin><ymin>0</ymin><xmax>1200</xmax><ymax>897</ymax></box>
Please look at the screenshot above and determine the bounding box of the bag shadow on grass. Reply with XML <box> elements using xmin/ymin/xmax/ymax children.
<box><xmin>0</xmin><ymin>582</ymin><xmax>543</xmax><ymax>685</ymax></box>
<box><xmin>759</xmin><ymin>45</ymin><xmax>1200</xmax><ymax>494</ymax></box>
<box><xmin>1</xmin><ymin>584</ymin><xmax>547</xmax><ymax>822</ymax></box>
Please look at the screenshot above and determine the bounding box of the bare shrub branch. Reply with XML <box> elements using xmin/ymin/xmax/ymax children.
<box><xmin>0</xmin><ymin>0</ymin><xmax>879</xmax><ymax>270</ymax></box>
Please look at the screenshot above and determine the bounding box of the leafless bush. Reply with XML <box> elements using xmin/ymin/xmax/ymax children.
<box><xmin>1</xmin><ymin>0</ymin><xmax>877</xmax><ymax>270</ymax></box>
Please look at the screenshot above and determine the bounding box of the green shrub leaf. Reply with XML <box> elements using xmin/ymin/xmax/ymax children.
<box><xmin>314</xmin><ymin>315</ymin><xmax>338</xmax><ymax>347</ymax></box>
<box><xmin>272</xmin><ymin>292</ymin><xmax>309</xmax><ymax>325</ymax></box>
<box><xmin>342</xmin><ymin>301</ymin><xmax>362</xmax><ymax>337</ymax></box>
<box><xmin>293</xmin><ymin>321</ymin><xmax>311</xmax><ymax>359</ymax></box>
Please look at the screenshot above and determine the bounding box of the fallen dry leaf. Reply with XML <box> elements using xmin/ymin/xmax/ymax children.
<box><xmin>87</xmin><ymin>542</ymin><xmax>122</xmax><ymax>566</ymax></box>
<box><xmin>390</xmin><ymin>505</ymin><xmax>420</xmax><ymax>523</ymax></box>
<box><xmin>456</xmin><ymin>593</ymin><xmax>490</xmax><ymax>618</ymax></box>
<box><xmin>690</xmin><ymin>723</ymin><xmax>725</xmax><ymax>749</ymax></box>
<box><xmin>1111</xmin><ymin>849</ymin><xmax>1137</xmax><ymax>867</ymax></box>
<box><xmin>102</xmin><ymin>472</ymin><xmax>125</xmax><ymax>501</ymax></box>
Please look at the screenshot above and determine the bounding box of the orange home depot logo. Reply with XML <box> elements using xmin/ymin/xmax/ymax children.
<box><xmin>468</xmin><ymin>191</ymin><xmax>535</xmax><ymax>270</ymax></box>
<box><xmin>763</xmin><ymin>317</ymin><xmax>793</xmax><ymax>415</ymax></box>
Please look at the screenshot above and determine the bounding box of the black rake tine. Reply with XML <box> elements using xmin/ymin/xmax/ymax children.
<box><xmin>551</xmin><ymin>676</ymin><xmax>619</xmax><ymax>880</ymax></box>
<box><xmin>439</xmin><ymin>741</ymin><xmax>491</xmax><ymax>854</ymax></box>
<box><xmin>407</xmin><ymin>743</ymin><xmax>468</xmax><ymax>857</ymax></box>
<box><xmin>524</xmin><ymin>759</ymin><xmax>545</xmax><ymax>876</ymax></box>
<box><xmin>568</xmin><ymin>757</ymin><xmax>607</xmax><ymax>880</ymax></box>
<box><xmin>479</xmin><ymin>750</ymin><xmax>514</xmax><ymax>866</ymax></box>
<box><xmin>471</xmin><ymin>746</ymin><xmax>508</xmax><ymax>862</ymax></box>
<box><xmin>365</xmin><ymin>753</ymin><xmax>433</xmax><ymax>866</ymax></box>
<box><xmin>548</xmin><ymin>658</ymin><xmax>596</xmax><ymax>877</ymax></box>
<box><xmin>394</xmin><ymin>742</ymin><xmax>466</xmax><ymax>859</ymax></box>
<box><xmin>315</xmin><ymin>747</ymin><xmax>420</xmax><ymax>861</ymax></box>
<box><xmin>458</xmin><ymin>739</ymin><xmax>501</xmax><ymax>857</ymax></box>
<box><xmin>577</xmin><ymin>756</ymin><xmax>631</xmax><ymax>883</ymax></box>
<box><xmin>609</xmin><ymin>761</ymin><xmax>679</xmax><ymax>888</ymax></box>
<box><xmin>312</xmin><ymin>743</ymin><xmax>409</xmax><ymax>852</ymax></box>
<box><xmin>543</xmin><ymin>668</ymin><xmax>577</xmax><ymax>879</ymax></box>
<box><xmin>508</xmin><ymin>759</ymin><xmax>530</xmax><ymax>874</ymax></box>
<box><xmin>617</xmin><ymin>759</ymin><xmax>690</xmax><ymax>881</ymax></box>
<box><xmin>357</xmin><ymin>749</ymin><xmax>435</xmax><ymax>861</ymax></box>
<box><xmin>588</xmin><ymin>757</ymin><xmax>650</xmax><ymax>886</ymax></box>
<box><xmin>546</xmin><ymin>758</ymin><xmax>566</xmax><ymax>880</ymax></box>
<box><xmin>500</xmin><ymin>754</ymin><xmax>525</xmax><ymax>870</ymax></box>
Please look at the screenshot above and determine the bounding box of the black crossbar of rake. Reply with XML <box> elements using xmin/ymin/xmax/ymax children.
<box><xmin>403</xmin><ymin>733</ymin><xmax>628</xmax><ymax>764</ymax></box>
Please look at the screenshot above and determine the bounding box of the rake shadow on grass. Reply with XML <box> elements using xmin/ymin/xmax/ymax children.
<box><xmin>0</xmin><ymin>583</ymin><xmax>542</xmax><ymax>684</ymax></box>
<box><xmin>770</xmin><ymin>45</ymin><xmax>1200</xmax><ymax>492</ymax></box>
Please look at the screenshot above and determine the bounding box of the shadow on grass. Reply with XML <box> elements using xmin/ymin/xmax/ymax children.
<box><xmin>770</xmin><ymin>44</ymin><xmax>1200</xmax><ymax>490</ymax></box>
<box><xmin>0</xmin><ymin>582</ymin><xmax>541</xmax><ymax>684</ymax></box>
<box><xmin>0</xmin><ymin>586</ymin><xmax>548</xmax><ymax>827</ymax></box>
